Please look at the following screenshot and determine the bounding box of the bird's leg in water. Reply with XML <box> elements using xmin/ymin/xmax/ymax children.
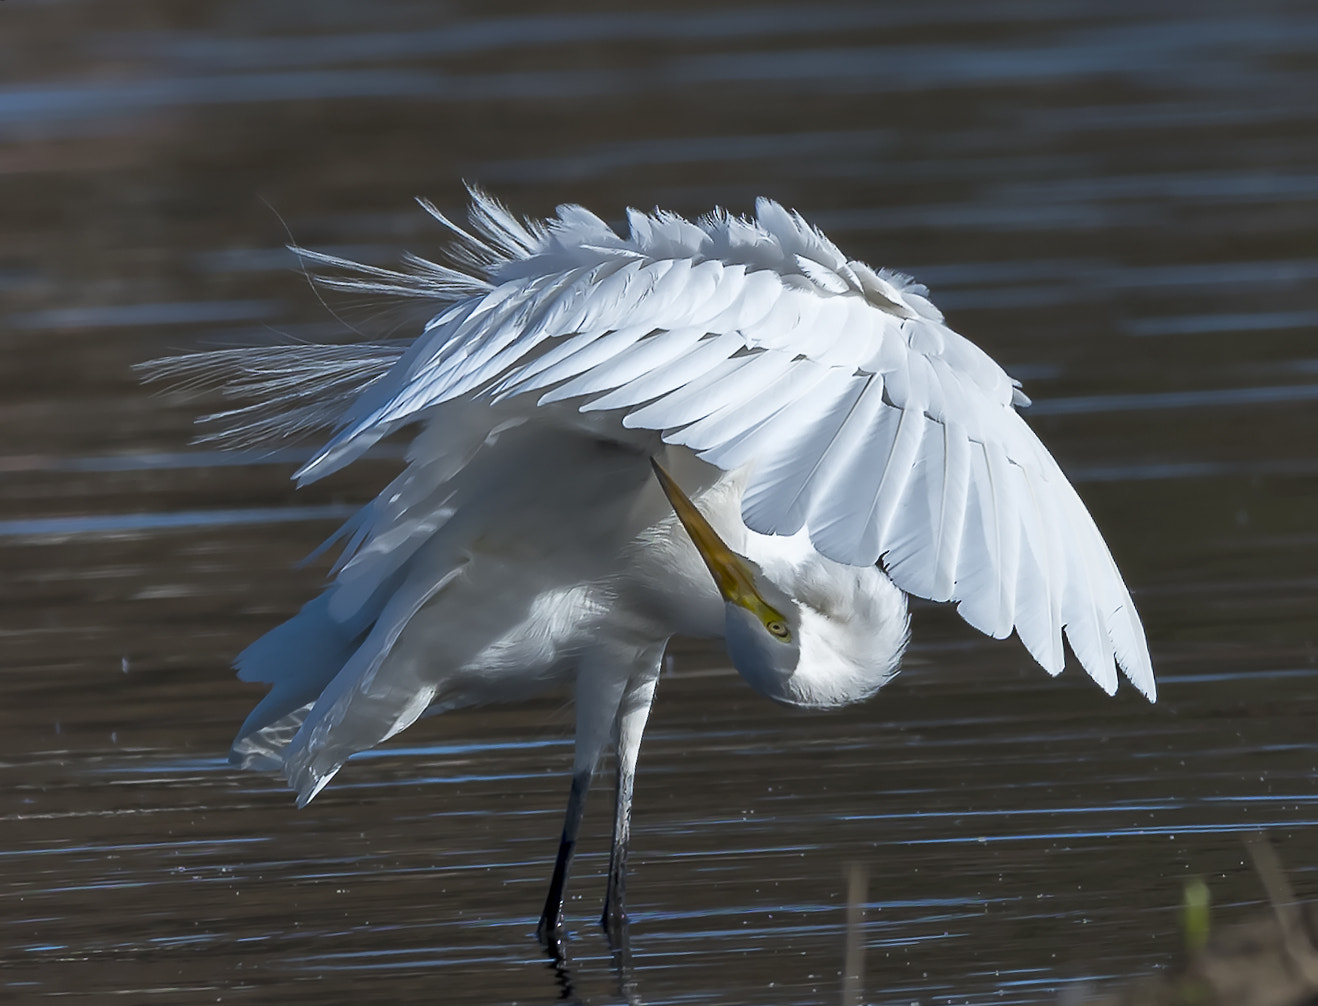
<box><xmin>602</xmin><ymin>755</ymin><xmax>634</xmax><ymax>945</ymax></box>
<box><xmin>537</xmin><ymin>768</ymin><xmax>592</xmax><ymax>953</ymax></box>
<box><xmin>538</xmin><ymin>649</ymin><xmax>627</xmax><ymax>955</ymax></box>
<box><xmin>602</xmin><ymin>671</ymin><xmax>659</xmax><ymax>945</ymax></box>
<box><xmin>538</xmin><ymin>645</ymin><xmax>663</xmax><ymax>956</ymax></box>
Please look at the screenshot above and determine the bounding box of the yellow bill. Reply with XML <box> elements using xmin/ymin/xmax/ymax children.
<box><xmin>650</xmin><ymin>459</ymin><xmax>760</xmax><ymax>610</ymax></box>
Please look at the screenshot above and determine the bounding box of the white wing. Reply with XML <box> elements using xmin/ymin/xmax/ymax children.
<box><xmin>296</xmin><ymin>188</ymin><xmax>1154</xmax><ymax>699</ymax></box>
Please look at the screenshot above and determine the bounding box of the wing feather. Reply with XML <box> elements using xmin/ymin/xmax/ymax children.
<box><xmin>274</xmin><ymin>192</ymin><xmax>1151</xmax><ymax>698</ymax></box>
<box><xmin>666</xmin><ymin>353</ymin><xmax>833</xmax><ymax>450</ymax></box>
<box><xmin>863</xmin><ymin>404</ymin><xmax>928</xmax><ymax>564</ymax></box>
<box><xmin>596</xmin><ymin>331</ymin><xmax>743</xmax><ymax>415</ymax></box>
<box><xmin>701</xmin><ymin>268</ymin><xmax>784</xmax><ymax>333</ymax></box>
<box><xmin>521</xmin><ymin>325</ymin><xmax>656</xmax><ymax>402</ymax></box>
<box><xmin>1010</xmin><ymin>464</ymin><xmax>1064</xmax><ymax>674</ymax></box>
<box><xmin>627</xmin><ymin>350</ymin><xmax>796</xmax><ymax>433</ymax></box>
<box><xmin>931</xmin><ymin>421</ymin><xmax>972</xmax><ymax>603</ymax></box>
<box><xmin>622</xmin><ymin>351</ymin><xmax>768</xmax><ymax>431</ymax></box>
<box><xmin>984</xmin><ymin>441</ymin><xmax>1023</xmax><ymax>641</ymax></box>
<box><xmin>738</xmin><ymin>373</ymin><xmax>870</xmax><ymax>536</ymax></box>
<box><xmin>693</xmin><ymin>364</ymin><xmax>852</xmax><ymax>472</ymax></box>
<box><xmin>797</xmin><ymin>381</ymin><xmax>900</xmax><ymax>565</ymax></box>
<box><xmin>552</xmin><ymin>327</ymin><xmax>707</xmax><ymax>405</ymax></box>
<box><xmin>954</xmin><ymin>442</ymin><xmax>1009</xmax><ymax>639</ymax></box>
<box><xmin>875</xmin><ymin>414</ymin><xmax>943</xmax><ymax>599</ymax></box>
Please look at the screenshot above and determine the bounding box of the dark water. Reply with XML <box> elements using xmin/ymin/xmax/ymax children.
<box><xmin>3</xmin><ymin>2</ymin><xmax>1317</xmax><ymax>1003</ymax></box>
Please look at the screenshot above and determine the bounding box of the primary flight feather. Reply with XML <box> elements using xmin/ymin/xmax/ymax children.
<box><xmin>143</xmin><ymin>186</ymin><xmax>1153</xmax><ymax>952</ymax></box>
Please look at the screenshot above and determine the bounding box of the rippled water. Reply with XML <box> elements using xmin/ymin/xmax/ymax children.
<box><xmin>3</xmin><ymin>2</ymin><xmax>1317</xmax><ymax>1003</ymax></box>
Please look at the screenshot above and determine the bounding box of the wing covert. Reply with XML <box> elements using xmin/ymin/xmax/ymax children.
<box><xmin>293</xmin><ymin>189</ymin><xmax>1152</xmax><ymax>699</ymax></box>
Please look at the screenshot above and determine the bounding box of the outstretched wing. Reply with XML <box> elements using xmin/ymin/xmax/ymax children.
<box><xmin>296</xmin><ymin>189</ymin><xmax>1154</xmax><ymax>700</ymax></box>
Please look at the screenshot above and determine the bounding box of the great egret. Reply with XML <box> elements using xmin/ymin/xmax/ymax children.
<box><xmin>144</xmin><ymin>187</ymin><xmax>1154</xmax><ymax>951</ymax></box>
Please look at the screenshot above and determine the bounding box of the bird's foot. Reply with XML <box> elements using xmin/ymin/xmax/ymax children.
<box><xmin>601</xmin><ymin>902</ymin><xmax>632</xmax><ymax>950</ymax></box>
<box><xmin>537</xmin><ymin>910</ymin><xmax>569</xmax><ymax>959</ymax></box>
<box><xmin>603</xmin><ymin>908</ymin><xmax>639</xmax><ymax>1004</ymax></box>
<box><xmin>540</xmin><ymin>928</ymin><xmax>580</xmax><ymax>1003</ymax></box>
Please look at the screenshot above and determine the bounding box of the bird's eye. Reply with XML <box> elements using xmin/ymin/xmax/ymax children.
<box><xmin>765</xmin><ymin>619</ymin><xmax>791</xmax><ymax>640</ymax></box>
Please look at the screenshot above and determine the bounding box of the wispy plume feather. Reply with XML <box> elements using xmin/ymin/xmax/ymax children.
<box><xmin>137</xmin><ymin>343</ymin><xmax>408</xmax><ymax>449</ymax></box>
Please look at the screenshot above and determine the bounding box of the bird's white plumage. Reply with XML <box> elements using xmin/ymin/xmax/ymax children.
<box><xmin>141</xmin><ymin>187</ymin><xmax>1156</xmax><ymax>944</ymax></box>
<box><xmin>278</xmin><ymin>188</ymin><xmax>1151</xmax><ymax>701</ymax></box>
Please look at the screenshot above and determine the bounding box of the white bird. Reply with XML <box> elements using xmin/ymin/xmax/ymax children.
<box><xmin>144</xmin><ymin>186</ymin><xmax>1154</xmax><ymax>952</ymax></box>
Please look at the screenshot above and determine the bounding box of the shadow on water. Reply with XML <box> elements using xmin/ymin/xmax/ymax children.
<box><xmin>2</xmin><ymin>1</ymin><xmax>1317</xmax><ymax>1003</ymax></box>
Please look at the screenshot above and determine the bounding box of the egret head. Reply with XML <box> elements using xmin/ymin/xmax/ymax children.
<box><xmin>651</xmin><ymin>460</ymin><xmax>909</xmax><ymax>710</ymax></box>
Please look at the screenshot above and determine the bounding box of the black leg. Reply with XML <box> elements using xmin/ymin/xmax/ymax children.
<box><xmin>538</xmin><ymin>768</ymin><xmax>592</xmax><ymax>955</ymax></box>
<box><xmin>601</xmin><ymin>672</ymin><xmax>657</xmax><ymax>946</ymax></box>
<box><xmin>602</xmin><ymin>752</ymin><xmax>634</xmax><ymax>945</ymax></box>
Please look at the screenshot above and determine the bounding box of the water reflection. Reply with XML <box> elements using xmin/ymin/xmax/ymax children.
<box><xmin>3</xmin><ymin>0</ymin><xmax>1317</xmax><ymax>1003</ymax></box>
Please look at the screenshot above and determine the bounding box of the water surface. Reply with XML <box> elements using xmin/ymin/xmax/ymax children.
<box><xmin>2</xmin><ymin>2</ymin><xmax>1316</xmax><ymax>1003</ymax></box>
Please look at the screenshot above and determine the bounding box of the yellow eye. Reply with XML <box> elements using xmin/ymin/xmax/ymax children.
<box><xmin>766</xmin><ymin>619</ymin><xmax>791</xmax><ymax>640</ymax></box>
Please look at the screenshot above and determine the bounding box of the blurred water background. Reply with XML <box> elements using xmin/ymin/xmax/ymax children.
<box><xmin>1</xmin><ymin>1</ymin><xmax>1316</xmax><ymax>1003</ymax></box>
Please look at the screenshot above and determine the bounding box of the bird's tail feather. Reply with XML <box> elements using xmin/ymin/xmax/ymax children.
<box><xmin>228</xmin><ymin>592</ymin><xmax>376</xmax><ymax>769</ymax></box>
